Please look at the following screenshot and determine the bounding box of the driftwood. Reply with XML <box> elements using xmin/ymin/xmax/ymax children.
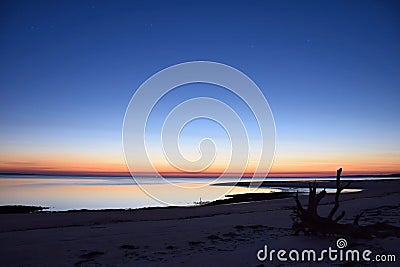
<box><xmin>292</xmin><ymin>168</ymin><xmax>400</xmax><ymax>238</ymax></box>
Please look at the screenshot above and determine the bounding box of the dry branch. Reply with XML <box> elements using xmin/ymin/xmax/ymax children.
<box><xmin>292</xmin><ymin>168</ymin><xmax>400</xmax><ymax>238</ymax></box>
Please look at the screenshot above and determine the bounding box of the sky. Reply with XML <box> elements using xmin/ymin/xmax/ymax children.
<box><xmin>0</xmin><ymin>0</ymin><xmax>399</xmax><ymax>177</ymax></box>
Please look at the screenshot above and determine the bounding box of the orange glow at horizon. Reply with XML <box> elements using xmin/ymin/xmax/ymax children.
<box><xmin>1</xmin><ymin>137</ymin><xmax>399</xmax><ymax>177</ymax></box>
<box><xmin>1</xmin><ymin>151</ymin><xmax>399</xmax><ymax>177</ymax></box>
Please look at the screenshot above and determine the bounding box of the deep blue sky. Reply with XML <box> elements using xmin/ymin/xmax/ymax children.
<box><xmin>0</xmin><ymin>0</ymin><xmax>399</xmax><ymax>175</ymax></box>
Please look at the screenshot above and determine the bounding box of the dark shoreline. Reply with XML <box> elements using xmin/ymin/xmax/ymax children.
<box><xmin>211</xmin><ymin>178</ymin><xmax>400</xmax><ymax>189</ymax></box>
<box><xmin>205</xmin><ymin>192</ymin><xmax>297</xmax><ymax>206</ymax></box>
<box><xmin>0</xmin><ymin>205</ymin><xmax>49</xmax><ymax>214</ymax></box>
<box><xmin>0</xmin><ymin>191</ymin><xmax>299</xmax><ymax>214</ymax></box>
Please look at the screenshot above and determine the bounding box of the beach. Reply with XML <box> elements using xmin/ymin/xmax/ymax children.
<box><xmin>2</xmin><ymin>1</ymin><xmax>399</xmax><ymax>266</ymax></box>
<box><xmin>0</xmin><ymin>179</ymin><xmax>399</xmax><ymax>266</ymax></box>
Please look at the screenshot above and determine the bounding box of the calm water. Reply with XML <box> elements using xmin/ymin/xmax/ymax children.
<box><xmin>0</xmin><ymin>175</ymin><xmax>278</xmax><ymax>211</ymax></box>
<box><xmin>0</xmin><ymin>174</ymin><xmax>374</xmax><ymax>211</ymax></box>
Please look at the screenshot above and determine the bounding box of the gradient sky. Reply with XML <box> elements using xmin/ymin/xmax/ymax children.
<box><xmin>1</xmin><ymin>0</ymin><xmax>399</xmax><ymax>177</ymax></box>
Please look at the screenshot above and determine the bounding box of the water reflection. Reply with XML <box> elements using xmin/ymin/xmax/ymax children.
<box><xmin>0</xmin><ymin>177</ymin><xmax>280</xmax><ymax>211</ymax></box>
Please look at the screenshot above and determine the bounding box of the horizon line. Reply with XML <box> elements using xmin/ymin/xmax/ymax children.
<box><xmin>1</xmin><ymin>170</ymin><xmax>399</xmax><ymax>178</ymax></box>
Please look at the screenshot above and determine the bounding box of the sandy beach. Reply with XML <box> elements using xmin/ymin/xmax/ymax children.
<box><xmin>0</xmin><ymin>179</ymin><xmax>399</xmax><ymax>266</ymax></box>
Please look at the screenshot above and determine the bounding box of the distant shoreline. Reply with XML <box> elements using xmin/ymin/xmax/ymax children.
<box><xmin>211</xmin><ymin>178</ymin><xmax>400</xmax><ymax>189</ymax></box>
<box><xmin>1</xmin><ymin>172</ymin><xmax>399</xmax><ymax>178</ymax></box>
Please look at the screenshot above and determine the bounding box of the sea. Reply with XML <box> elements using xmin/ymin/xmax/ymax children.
<box><xmin>0</xmin><ymin>174</ymin><xmax>382</xmax><ymax>211</ymax></box>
